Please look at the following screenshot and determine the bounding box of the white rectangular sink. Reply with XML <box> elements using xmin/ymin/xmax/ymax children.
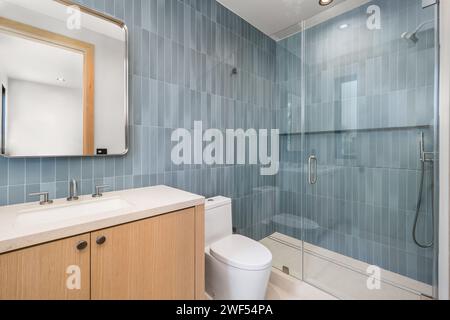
<box><xmin>16</xmin><ymin>198</ymin><xmax>133</xmax><ymax>227</ymax></box>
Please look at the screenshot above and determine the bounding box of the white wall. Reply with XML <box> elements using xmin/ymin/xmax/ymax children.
<box><xmin>1</xmin><ymin>0</ymin><xmax>127</xmax><ymax>155</ymax></box>
<box><xmin>7</xmin><ymin>79</ymin><xmax>83</xmax><ymax>156</ymax></box>
<box><xmin>439</xmin><ymin>0</ymin><xmax>450</xmax><ymax>301</ymax></box>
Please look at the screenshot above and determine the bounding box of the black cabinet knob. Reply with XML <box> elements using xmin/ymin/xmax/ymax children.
<box><xmin>76</xmin><ymin>240</ymin><xmax>88</xmax><ymax>251</ymax></box>
<box><xmin>96</xmin><ymin>236</ymin><xmax>107</xmax><ymax>245</ymax></box>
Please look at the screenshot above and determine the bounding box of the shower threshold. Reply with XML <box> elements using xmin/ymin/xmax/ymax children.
<box><xmin>260</xmin><ymin>233</ymin><xmax>433</xmax><ymax>300</ymax></box>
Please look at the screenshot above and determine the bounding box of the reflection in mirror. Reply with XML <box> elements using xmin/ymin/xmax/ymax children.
<box><xmin>0</xmin><ymin>17</ymin><xmax>94</xmax><ymax>156</ymax></box>
<box><xmin>0</xmin><ymin>0</ymin><xmax>128</xmax><ymax>157</ymax></box>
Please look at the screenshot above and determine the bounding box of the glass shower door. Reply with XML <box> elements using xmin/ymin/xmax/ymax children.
<box><xmin>284</xmin><ymin>0</ymin><xmax>438</xmax><ymax>299</ymax></box>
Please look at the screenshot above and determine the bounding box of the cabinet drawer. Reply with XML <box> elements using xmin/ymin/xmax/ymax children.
<box><xmin>91</xmin><ymin>208</ymin><xmax>196</xmax><ymax>300</ymax></box>
<box><xmin>0</xmin><ymin>234</ymin><xmax>91</xmax><ymax>300</ymax></box>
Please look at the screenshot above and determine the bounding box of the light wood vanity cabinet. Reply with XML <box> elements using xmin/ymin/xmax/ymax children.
<box><xmin>91</xmin><ymin>208</ymin><xmax>196</xmax><ymax>300</ymax></box>
<box><xmin>0</xmin><ymin>207</ymin><xmax>205</xmax><ymax>300</ymax></box>
<box><xmin>0</xmin><ymin>234</ymin><xmax>91</xmax><ymax>300</ymax></box>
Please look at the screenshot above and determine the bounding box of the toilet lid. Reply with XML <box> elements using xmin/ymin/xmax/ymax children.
<box><xmin>210</xmin><ymin>235</ymin><xmax>272</xmax><ymax>271</ymax></box>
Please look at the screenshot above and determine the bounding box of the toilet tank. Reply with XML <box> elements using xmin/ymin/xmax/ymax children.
<box><xmin>205</xmin><ymin>196</ymin><xmax>233</xmax><ymax>247</ymax></box>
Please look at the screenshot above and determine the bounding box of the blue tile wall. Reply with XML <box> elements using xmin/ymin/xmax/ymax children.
<box><xmin>275</xmin><ymin>0</ymin><xmax>436</xmax><ymax>284</ymax></box>
<box><xmin>0</xmin><ymin>0</ymin><xmax>276</xmax><ymax>214</ymax></box>
<box><xmin>0</xmin><ymin>0</ymin><xmax>278</xmax><ymax>243</ymax></box>
<box><xmin>0</xmin><ymin>0</ymin><xmax>437</xmax><ymax>286</ymax></box>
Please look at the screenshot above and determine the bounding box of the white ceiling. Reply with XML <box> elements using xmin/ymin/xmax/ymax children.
<box><xmin>217</xmin><ymin>0</ymin><xmax>369</xmax><ymax>40</ymax></box>
<box><xmin>0</xmin><ymin>31</ymin><xmax>83</xmax><ymax>89</ymax></box>
<box><xmin>0</xmin><ymin>0</ymin><xmax>125</xmax><ymax>41</ymax></box>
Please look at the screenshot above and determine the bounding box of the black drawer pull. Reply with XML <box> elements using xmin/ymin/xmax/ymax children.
<box><xmin>96</xmin><ymin>236</ymin><xmax>107</xmax><ymax>245</ymax></box>
<box><xmin>76</xmin><ymin>240</ymin><xmax>88</xmax><ymax>251</ymax></box>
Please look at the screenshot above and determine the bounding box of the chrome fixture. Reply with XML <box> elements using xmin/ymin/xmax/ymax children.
<box><xmin>92</xmin><ymin>185</ymin><xmax>109</xmax><ymax>198</ymax></box>
<box><xmin>413</xmin><ymin>132</ymin><xmax>434</xmax><ymax>248</ymax></box>
<box><xmin>419</xmin><ymin>131</ymin><xmax>435</xmax><ymax>163</ymax></box>
<box><xmin>29</xmin><ymin>192</ymin><xmax>53</xmax><ymax>205</ymax></box>
<box><xmin>308</xmin><ymin>155</ymin><xmax>318</xmax><ymax>185</ymax></box>
<box><xmin>319</xmin><ymin>0</ymin><xmax>334</xmax><ymax>6</ymax></box>
<box><xmin>67</xmin><ymin>179</ymin><xmax>79</xmax><ymax>201</ymax></box>
<box><xmin>401</xmin><ymin>20</ymin><xmax>434</xmax><ymax>44</ymax></box>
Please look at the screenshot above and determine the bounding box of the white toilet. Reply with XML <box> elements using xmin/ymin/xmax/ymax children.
<box><xmin>205</xmin><ymin>196</ymin><xmax>272</xmax><ymax>300</ymax></box>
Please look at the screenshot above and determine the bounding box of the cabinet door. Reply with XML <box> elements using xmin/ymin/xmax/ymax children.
<box><xmin>91</xmin><ymin>208</ymin><xmax>196</xmax><ymax>300</ymax></box>
<box><xmin>0</xmin><ymin>234</ymin><xmax>91</xmax><ymax>300</ymax></box>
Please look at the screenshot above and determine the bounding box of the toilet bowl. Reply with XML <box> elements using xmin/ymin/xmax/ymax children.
<box><xmin>205</xmin><ymin>197</ymin><xmax>272</xmax><ymax>300</ymax></box>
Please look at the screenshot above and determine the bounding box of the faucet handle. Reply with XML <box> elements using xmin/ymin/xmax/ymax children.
<box><xmin>92</xmin><ymin>185</ymin><xmax>110</xmax><ymax>198</ymax></box>
<box><xmin>29</xmin><ymin>192</ymin><xmax>53</xmax><ymax>205</ymax></box>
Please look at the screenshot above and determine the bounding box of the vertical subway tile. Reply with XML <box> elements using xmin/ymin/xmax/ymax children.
<box><xmin>115</xmin><ymin>156</ymin><xmax>124</xmax><ymax>176</ymax></box>
<box><xmin>94</xmin><ymin>158</ymin><xmax>106</xmax><ymax>179</ymax></box>
<box><xmin>25</xmin><ymin>158</ymin><xmax>40</xmax><ymax>185</ymax></box>
<box><xmin>133</xmin><ymin>0</ymin><xmax>142</xmax><ymax>27</ymax></box>
<box><xmin>82</xmin><ymin>158</ymin><xmax>93</xmax><ymax>180</ymax></box>
<box><xmin>0</xmin><ymin>157</ymin><xmax>7</xmax><ymax>186</ymax></box>
<box><xmin>41</xmin><ymin>158</ymin><xmax>56</xmax><ymax>183</ymax></box>
<box><xmin>26</xmin><ymin>184</ymin><xmax>40</xmax><ymax>203</ymax></box>
<box><xmin>114</xmin><ymin>0</ymin><xmax>125</xmax><ymax>20</ymax></box>
<box><xmin>8</xmin><ymin>159</ymin><xmax>25</xmax><ymax>185</ymax></box>
<box><xmin>69</xmin><ymin>158</ymin><xmax>82</xmax><ymax>181</ymax></box>
<box><xmin>105</xmin><ymin>157</ymin><xmax>115</xmax><ymax>178</ymax></box>
<box><xmin>56</xmin><ymin>181</ymin><xmax>68</xmax><ymax>199</ymax></box>
<box><xmin>8</xmin><ymin>185</ymin><xmax>25</xmax><ymax>205</ymax></box>
<box><xmin>55</xmin><ymin>158</ymin><xmax>69</xmax><ymax>182</ymax></box>
<box><xmin>0</xmin><ymin>186</ymin><xmax>7</xmax><ymax>206</ymax></box>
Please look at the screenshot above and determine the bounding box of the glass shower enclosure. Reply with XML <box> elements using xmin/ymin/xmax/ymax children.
<box><xmin>262</xmin><ymin>0</ymin><xmax>439</xmax><ymax>299</ymax></box>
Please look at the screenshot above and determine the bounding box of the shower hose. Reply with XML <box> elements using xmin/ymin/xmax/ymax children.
<box><xmin>413</xmin><ymin>160</ymin><xmax>434</xmax><ymax>249</ymax></box>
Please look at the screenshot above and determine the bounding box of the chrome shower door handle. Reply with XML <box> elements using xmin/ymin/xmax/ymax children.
<box><xmin>308</xmin><ymin>155</ymin><xmax>318</xmax><ymax>185</ymax></box>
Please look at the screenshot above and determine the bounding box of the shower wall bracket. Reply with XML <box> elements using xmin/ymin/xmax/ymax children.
<box><xmin>420</xmin><ymin>132</ymin><xmax>436</xmax><ymax>163</ymax></box>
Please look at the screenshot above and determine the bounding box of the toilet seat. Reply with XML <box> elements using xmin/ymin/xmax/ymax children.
<box><xmin>210</xmin><ymin>235</ymin><xmax>272</xmax><ymax>271</ymax></box>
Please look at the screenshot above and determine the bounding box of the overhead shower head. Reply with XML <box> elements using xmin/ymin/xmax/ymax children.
<box><xmin>401</xmin><ymin>20</ymin><xmax>434</xmax><ymax>44</ymax></box>
<box><xmin>401</xmin><ymin>31</ymin><xmax>419</xmax><ymax>43</ymax></box>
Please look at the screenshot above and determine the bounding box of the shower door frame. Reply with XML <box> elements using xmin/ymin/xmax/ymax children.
<box><xmin>295</xmin><ymin>0</ymin><xmax>442</xmax><ymax>299</ymax></box>
<box><xmin>431</xmin><ymin>0</ymin><xmax>440</xmax><ymax>300</ymax></box>
<box><xmin>438</xmin><ymin>0</ymin><xmax>450</xmax><ymax>301</ymax></box>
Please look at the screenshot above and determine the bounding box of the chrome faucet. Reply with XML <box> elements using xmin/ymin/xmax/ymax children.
<box><xmin>92</xmin><ymin>185</ymin><xmax>109</xmax><ymax>198</ymax></box>
<box><xmin>29</xmin><ymin>192</ymin><xmax>53</xmax><ymax>205</ymax></box>
<box><xmin>67</xmin><ymin>179</ymin><xmax>79</xmax><ymax>201</ymax></box>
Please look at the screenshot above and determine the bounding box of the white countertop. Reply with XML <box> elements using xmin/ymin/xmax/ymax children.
<box><xmin>0</xmin><ymin>186</ymin><xmax>205</xmax><ymax>254</ymax></box>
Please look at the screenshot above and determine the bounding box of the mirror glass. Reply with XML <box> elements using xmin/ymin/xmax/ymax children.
<box><xmin>0</xmin><ymin>0</ymin><xmax>128</xmax><ymax>157</ymax></box>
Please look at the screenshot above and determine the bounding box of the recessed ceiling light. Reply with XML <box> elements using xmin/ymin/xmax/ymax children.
<box><xmin>319</xmin><ymin>0</ymin><xmax>334</xmax><ymax>6</ymax></box>
<box><xmin>56</xmin><ymin>77</ymin><xmax>66</xmax><ymax>82</ymax></box>
<box><xmin>339</xmin><ymin>24</ymin><xmax>349</xmax><ymax>29</ymax></box>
